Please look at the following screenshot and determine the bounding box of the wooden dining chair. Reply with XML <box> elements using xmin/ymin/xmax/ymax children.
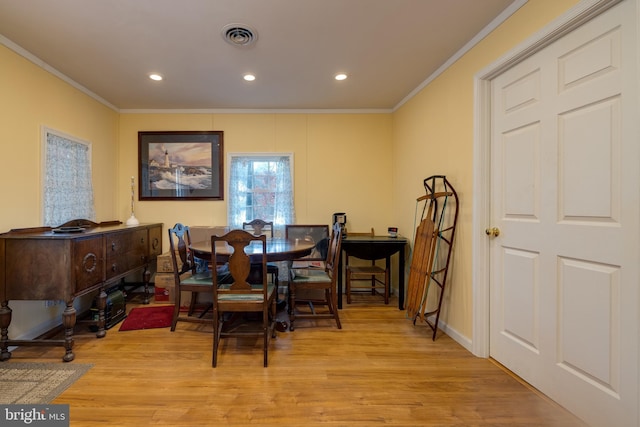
<box><xmin>211</xmin><ymin>230</ymin><xmax>278</xmax><ymax>367</ymax></box>
<box><xmin>285</xmin><ymin>224</ymin><xmax>330</xmax><ymax>270</ymax></box>
<box><xmin>167</xmin><ymin>223</ymin><xmax>214</xmax><ymax>331</ymax></box>
<box><xmin>344</xmin><ymin>228</ymin><xmax>390</xmax><ymax>304</ymax></box>
<box><xmin>242</xmin><ymin>219</ymin><xmax>274</xmax><ymax>237</ymax></box>
<box><xmin>288</xmin><ymin>222</ymin><xmax>342</xmax><ymax>331</ymax></box>
<box><xmin>242</xmin><ymin>219</ymin><xmax>279</xmax><ymax>288</ymax></box>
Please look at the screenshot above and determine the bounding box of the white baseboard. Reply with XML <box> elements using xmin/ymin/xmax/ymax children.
<box><xmin>425</xmin><ymin>315</ymin><xmax>473</xmax><ymax>353</ymax></box>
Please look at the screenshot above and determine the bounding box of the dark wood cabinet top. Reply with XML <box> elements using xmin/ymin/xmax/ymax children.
<box><xmin>1</xmin><ymin>222</ymin><xmax>162</xmax><ymax>240</ymax></box>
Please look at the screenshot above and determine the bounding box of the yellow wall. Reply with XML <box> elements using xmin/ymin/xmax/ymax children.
<box><xmin>119</xmin><ymin>112</ymin><xmax>393</xmax><ymax>252</ymax></box>
<box><xmin>0</xmin><ymin>46</ymin><xmax>120</xmax><ymax>228</ymax></box>
<box><xmin>1</xmin><ymin>0</ymin><xmax>581</xmax><ymax>344</ymax></box>
<box><xmin>392</xmin><ymin>0</ymin><xmax>580</xmax><ymax>339</ymax></box>
<box><xmin>0</xmin><ymin>45</ymin><xmax>119</xmax><ymax>338</ymax></box>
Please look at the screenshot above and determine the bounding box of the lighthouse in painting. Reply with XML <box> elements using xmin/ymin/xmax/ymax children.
<box><xmin>162</xmin><ymin>145</ymin><xmax>170</xmax><ymax>167</ymax></box>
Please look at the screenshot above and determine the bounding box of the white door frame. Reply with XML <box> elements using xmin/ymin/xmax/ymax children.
<box><xmin>471</xmin><ymin>0</ymin><xmax>627</xmax><ymax>358</ymax></box>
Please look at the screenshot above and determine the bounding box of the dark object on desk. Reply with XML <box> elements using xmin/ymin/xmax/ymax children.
<box><xmin>332</xmin><ymin>212</ymin><xmax>347</xmax><ymax>237</ymax></box>
<box><xmin>0</xmin><ymin>221</ymin><xmax>162</xmax><ymax>362</ymax></box>
<box><xmin>338</xmin><ymin>234</ymin><xmax>407</xmax><ymax>310</ymax></box>
<box><xmin>406</xmin><ymin>175</ymin><xmax>459</xmax><ymax>341</ymax></box>
<box><xmin>345</xmin><ymin>228</ymin><xmax>390</xmax><ymax>305</ymax></box>
<box><xmin>212</xmin><ymin>230</ymin><xmax>277</xmax><ymax>367</ymax></box>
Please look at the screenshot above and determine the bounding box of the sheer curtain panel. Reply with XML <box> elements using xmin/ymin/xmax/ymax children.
<box><xmin>43</xmin><ymin>128</ymin><xmax>95</xmax><ymax>227</ymax></box>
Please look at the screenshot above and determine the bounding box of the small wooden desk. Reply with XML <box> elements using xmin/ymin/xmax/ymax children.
<box><xmin>338</xmin><ymin>235</ymin><xmax>407</xmax><ymax>310</ymax></box>
<box><xmin>189</xmin><ymin>238</ymin><xmax>315</xmax><ymax>263</ymax></box>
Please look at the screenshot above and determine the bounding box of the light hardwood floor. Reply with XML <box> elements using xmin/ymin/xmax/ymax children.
<box><xmin>8</xmin><ymin>295</ymin><xmax>586</xmax><ymax>426</ymax></box>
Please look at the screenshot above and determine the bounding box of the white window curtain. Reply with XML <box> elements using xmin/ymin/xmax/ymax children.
<box><xmin>228</xmin><ymin>154</ymin><xmax>295</xmax><ymax>237</ymax></box>
<box><xmin>43</xmin><ymin>129</ymin><xmax>95</xmax><ymax>226</ymax></box>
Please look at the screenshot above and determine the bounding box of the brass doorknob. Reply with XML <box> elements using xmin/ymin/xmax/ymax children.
<box><xmin>485</xmin><ymin>227</ymin><xmax>500</xmax><ymax>237</ymax></box>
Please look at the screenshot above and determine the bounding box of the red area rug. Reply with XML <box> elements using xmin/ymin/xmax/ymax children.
<box><xmin>118</xmin><ymin>305</ymin><xmax>174</xmax><ymax>331</ymax></box>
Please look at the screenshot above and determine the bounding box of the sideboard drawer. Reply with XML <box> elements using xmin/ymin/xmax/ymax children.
<box><xmin>148</xmin><ymin>224</ymin><xmax>163</xmax><ymax>259</ymax></box>
<box><xmin>73</xmin><ymin>235</ymin><xmax>104</xmax><ymax>294</ymax></box>
<box><xmin>106</xmin><ymin>229</ymin><xmax>147</xmax><ymax>279</ymax></box>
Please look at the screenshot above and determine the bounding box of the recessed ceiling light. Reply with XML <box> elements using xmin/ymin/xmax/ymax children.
<box><xmin>243</xmin><ymin>74</ymin><xmax>256</xmax><ymax>82</ymax></box>
<box><xmin>335</xmin><ymin>73</ymin><xmax>348</xmax><ymax>81</ymax></box>
<box><xmin>149</xmin><ymin>73</ymin><xmax>163</xmax><ymax>81</ymax></box>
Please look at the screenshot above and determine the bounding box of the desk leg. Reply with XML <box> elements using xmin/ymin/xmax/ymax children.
<box><xmin>0</xmin><ymin>301</ymin><xmax>11</xmax><ymax>361</ymax></box>
<box><xmin>385</xmin><ymin>256</ymin><xmax>391</xmax><ymax>304</ymax></box>
<box><xmin>337</xmin><ymin>249</ymin><xmax>344</xmax><ymax>309</ymax></box>
<box><xmin>398</xmin><ymin>248</ymin><xmax>405</xmax><ymax>310</ymax></box>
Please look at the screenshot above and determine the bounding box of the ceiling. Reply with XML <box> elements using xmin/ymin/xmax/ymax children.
<box><xmin>0</xmin><ymin>0</ymin><xmax>519</xmax><ymax>111</ymax></box>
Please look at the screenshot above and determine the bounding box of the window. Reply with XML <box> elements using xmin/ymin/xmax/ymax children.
<box><xmin>228</xmin><ymin>154</ymin><xmax>294</xmax><ymax>236</ymax></box>
<box><xmin>42</xmin><ymin>128</ymin><xmax>95</xmax><ymax>226</ymax></box>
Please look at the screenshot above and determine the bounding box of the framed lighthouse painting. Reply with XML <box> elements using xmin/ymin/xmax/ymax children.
<box><xmin>137</xmin><ymin>131</ymin><xmax>224</xmax><ymax>201</ymax></box>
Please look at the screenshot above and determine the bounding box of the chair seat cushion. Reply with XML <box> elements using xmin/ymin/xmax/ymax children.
<box><xmin>291</xmin><ymin>260</ymin><xmax>325</xmax><ymax>269</ymax></box>
<box><xmin>217</xmin><ymin>283</ymin><xmax>276</xmax><ymax>300</ymax></box>
<box><xmin>181</xmin><ymin>271</ymin><xmax>213</xmax><ymax>285</ymax></box>
<box><xmin>291</xmin><ymin>269</ymin><xmax>330</xmax><ymax>282</ymax></box>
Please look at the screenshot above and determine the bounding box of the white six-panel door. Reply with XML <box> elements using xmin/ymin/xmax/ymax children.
<box><xmin>488</xmin><ymin>1</ymin><xmax>638</xmax><ymax>426</ymax></box>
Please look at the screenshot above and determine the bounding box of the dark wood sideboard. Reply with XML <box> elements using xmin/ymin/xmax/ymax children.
<box><xmin>0</xmin><ymin>222</ymin><xmax>162</xmax><ymax>362</ymax></box>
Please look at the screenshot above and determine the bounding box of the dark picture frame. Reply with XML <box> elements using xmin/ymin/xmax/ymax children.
<box><xmin>138</xmin><ymin>131</ymin><xmax>224</xmax><ymax>201</ymax></box>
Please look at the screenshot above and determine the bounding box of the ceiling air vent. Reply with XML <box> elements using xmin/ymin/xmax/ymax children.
<box><xmin>221</xmin><ymin>24</ymin><xmax>258</xmax><ymax>47</ymax></box>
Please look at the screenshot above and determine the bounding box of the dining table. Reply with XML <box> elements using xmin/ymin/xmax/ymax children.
<box><xmin>189</xmin><ymin>237</ymin><xmax>314</xmax><ymax>332</ymax></box>
<box><xmin>189</xmin><ymin>237</ymin><xmax>315</xmax><ymax>264</ymax></box>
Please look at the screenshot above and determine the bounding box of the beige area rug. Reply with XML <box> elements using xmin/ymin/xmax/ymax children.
<box><xmin>0</xmin><ymin>362</ymin><xmax>92</xmax><ymax>404</ymax></box>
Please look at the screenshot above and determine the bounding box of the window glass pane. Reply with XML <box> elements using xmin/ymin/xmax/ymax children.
<box><xmin>228</xmin><ymin>154</ymin><xmax>294</xmax><ymax>235</ymax></box>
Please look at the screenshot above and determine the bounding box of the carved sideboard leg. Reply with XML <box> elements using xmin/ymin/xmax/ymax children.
<box><xmin>95</xmin><ymin>288</ymin><xmax>107</xmax><ymax>338</ymax></box>
<box><xmin>142</xmin><ymin>267</ymin><xmax>151</xmax><ymax>304</ymax></box>
<box><xmin>0</xmin><ymin>301</ymin><xmax>12</xmax><ymax>361</ymax></box>
<box><xmin>62</xmin><ymin>302</ymin><xmax>76</xmax><ymax>362</ymax></box>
